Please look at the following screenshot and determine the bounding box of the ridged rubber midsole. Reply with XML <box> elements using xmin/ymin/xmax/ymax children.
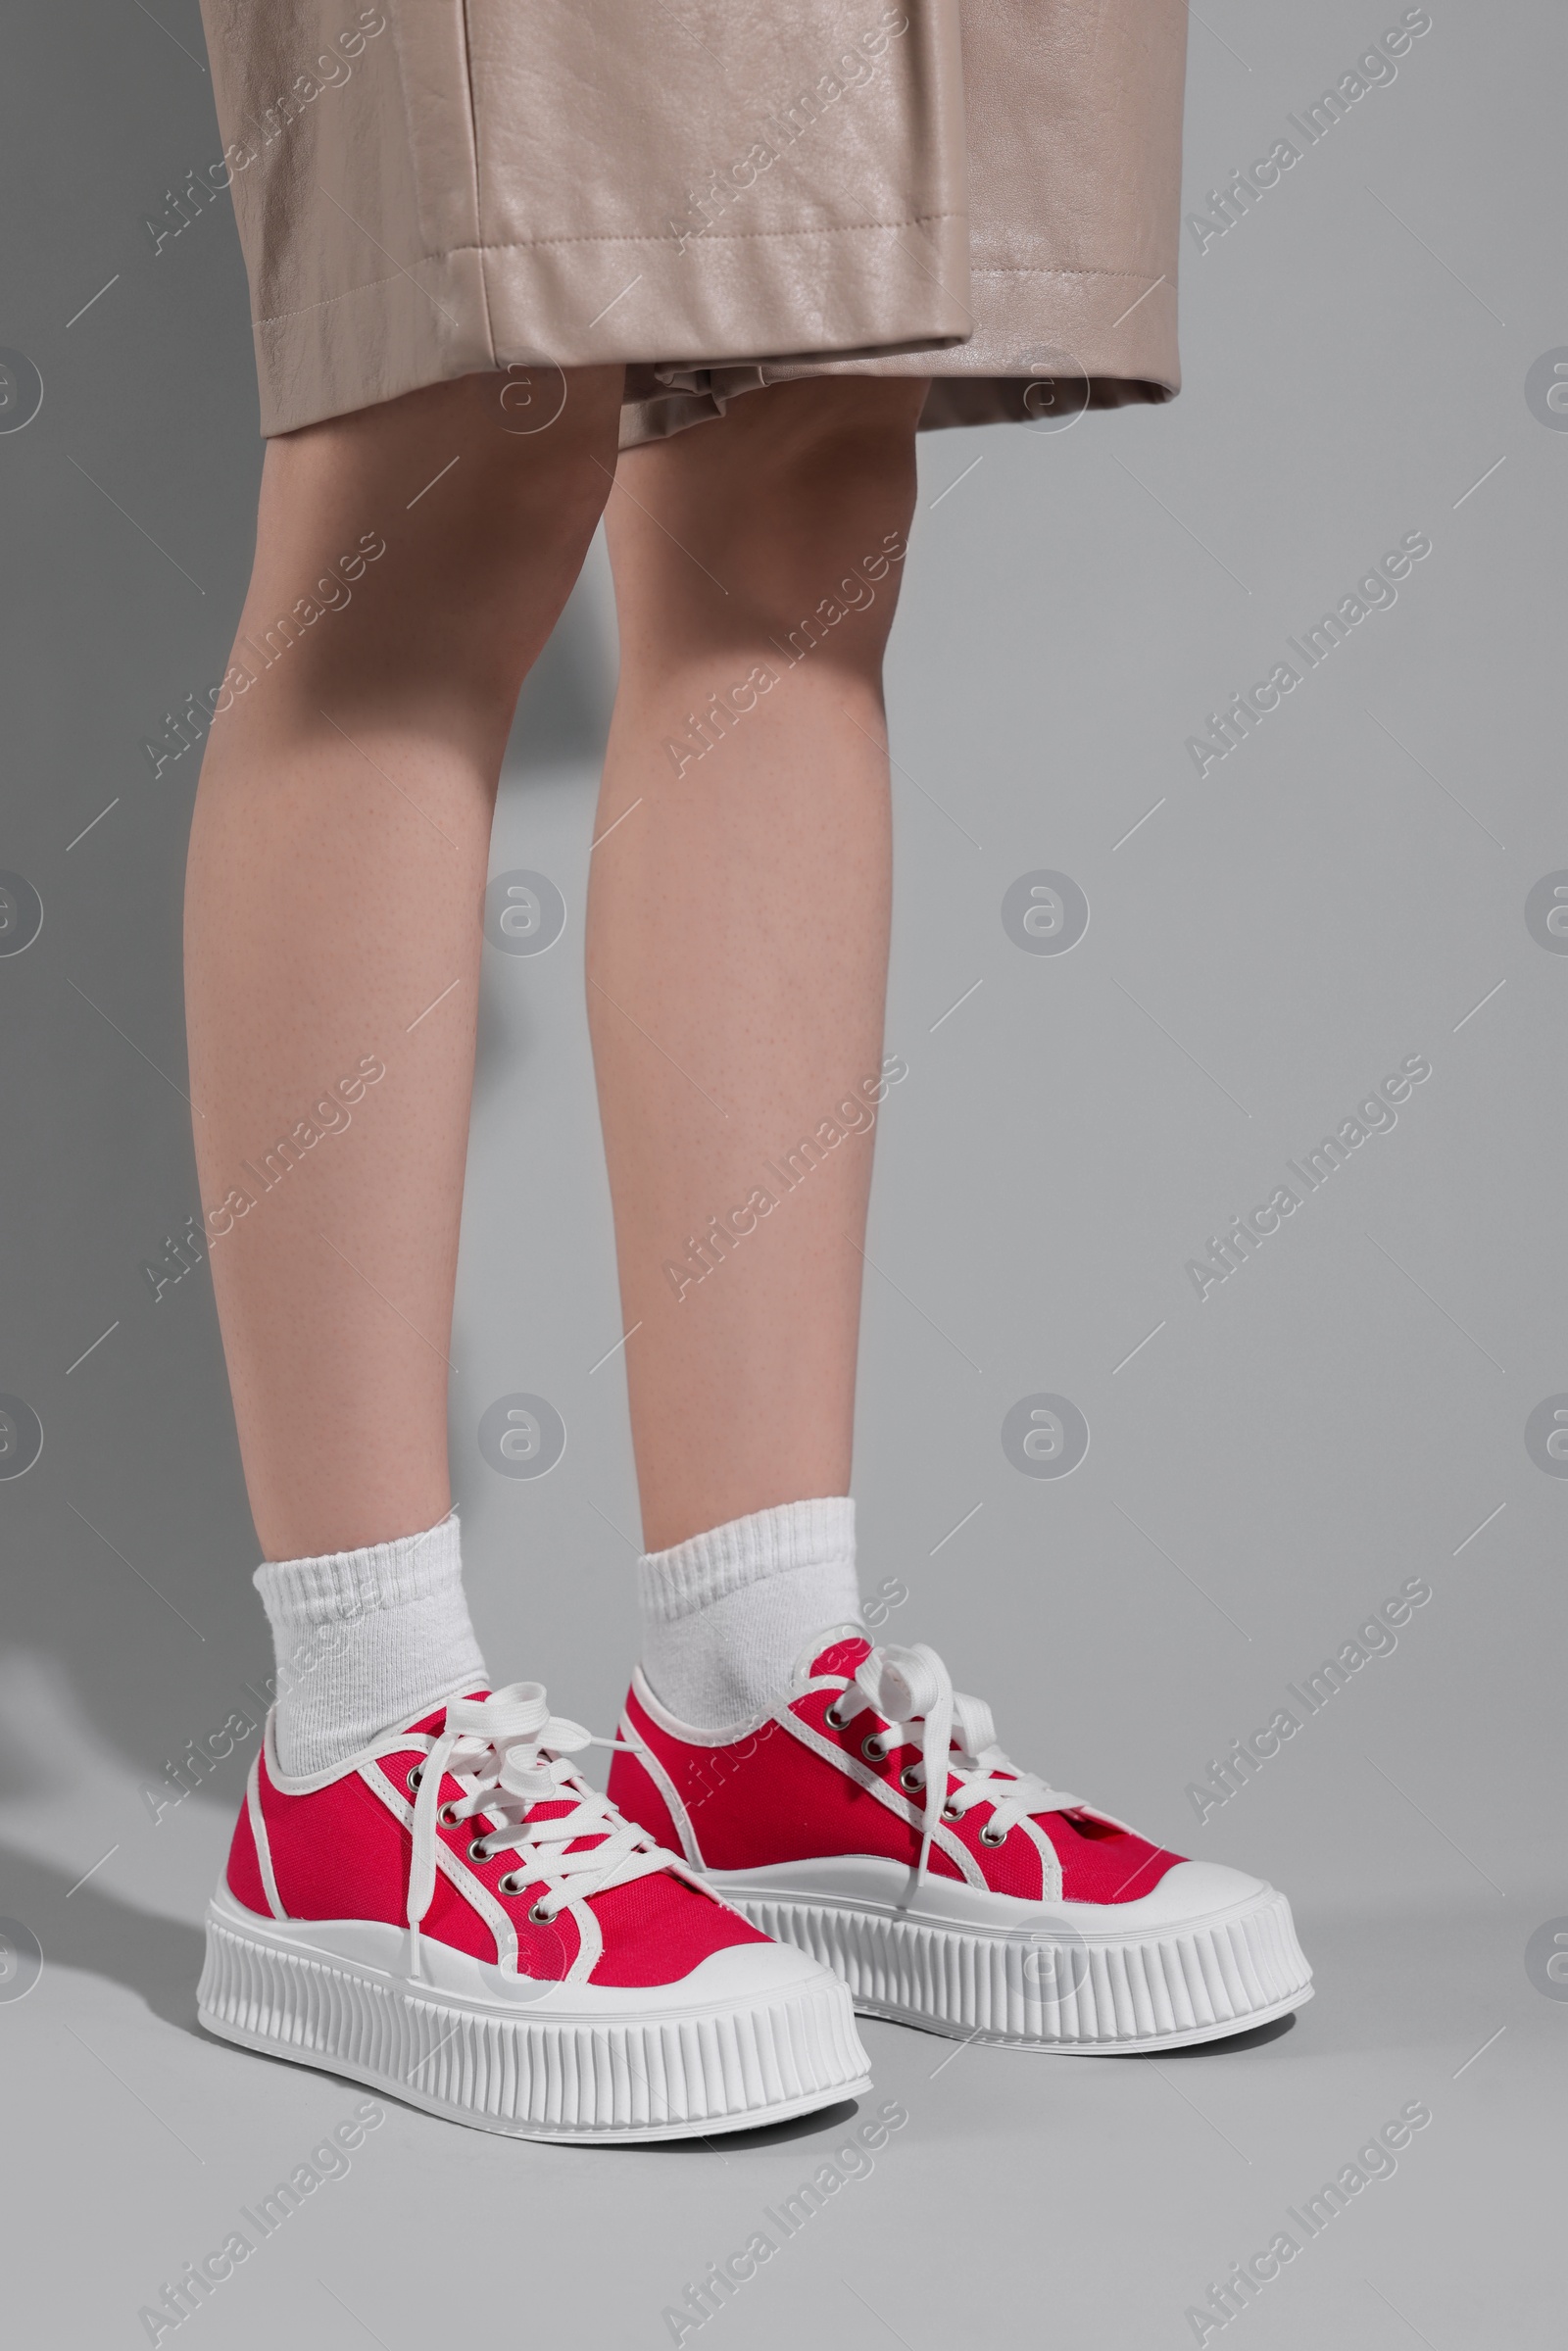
<box><xmin>713</xmin><ymin>1884</ymin><xmax>1313</xmax><ymax>2047</ymax></box>
<box><xmin>198</xmin><ymin>1901</ymin><xmax>870</xmax><ymax>2137</ymax></box>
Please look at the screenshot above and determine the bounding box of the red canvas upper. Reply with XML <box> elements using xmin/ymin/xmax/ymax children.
<box><xmin>611</xmin><ymin>1635</ymin><xmax>1184</xmax><ymax>1905</ymax></box>
<box><xmin>226</xmin><ymin>1690</ymin><xmax>768</xmax><ymax>1986</ymax></box>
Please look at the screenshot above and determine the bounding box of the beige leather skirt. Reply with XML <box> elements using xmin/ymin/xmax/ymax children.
<box><xmin>197</xmin><ymin>0</ymin><xmax>1187</xmax><ymax>444</ymax></box>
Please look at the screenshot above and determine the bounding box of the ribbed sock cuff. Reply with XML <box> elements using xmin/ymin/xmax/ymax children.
<box><xmin>255</xmin><ymin>1509</ymin><xmax>489</xmax><ymax>1777</ymax></box>
<box><xmin>637</xmin><ymin>1497</ymin><xmax>859</xmax><ymax>1727</ymax></box>
<box><xmin>638</xmin><ymin>1495</ymin><xmax>856</xmax><ymax>1623</ymax></box>
<box><xmin>255</xmin><ymin>1508</ymin><xmax>466</xmax><ymax>1626</ymax></box>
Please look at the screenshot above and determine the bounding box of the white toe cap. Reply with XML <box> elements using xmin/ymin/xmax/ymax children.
<box><xmin>673</xmin><ymin>1935</ymin><xmax>848</xmax><ymax>2002</ymax></box>
<box><xmin>1064</xmin><ymin>1858</ymin><xmax>1271</xmax><ymax>1934</ymax></box>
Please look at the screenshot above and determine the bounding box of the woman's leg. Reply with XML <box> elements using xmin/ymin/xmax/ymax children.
<box><xmin>588</xmin><ymin>378</ymin><xmax>927</xmax><ymax>1560</ymax></box>
<box><xmin>186</xmin><ymin>367</ymin><xmax>624</xmax><ymax>1564</ymax></box>
<box><xmin>183</xmin><ymin>370</ymin><xmax>887</xmax><ymax>2131</ymax></box>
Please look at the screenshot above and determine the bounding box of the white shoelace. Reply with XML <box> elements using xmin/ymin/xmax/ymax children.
<box><xmin>826</xmin><ymin>1642</ymin><xmax>1083</xmax><ymax>1883</ymax></box>
<box><xmin>405</xmin><ymin>1683</ymin><xmax>666</xmax><ymax>1956</ymax></box>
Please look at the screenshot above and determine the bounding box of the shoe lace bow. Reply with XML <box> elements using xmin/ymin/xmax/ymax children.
<box><xmin>831</xmin><ymin>1642</ymin><xmax>1083</xmax><ymax>1883</ymax></box>
<box><xmin>406</xmin><ymin>1681</ymin><xmax>667</xmax><ymax>1947</ymax></box>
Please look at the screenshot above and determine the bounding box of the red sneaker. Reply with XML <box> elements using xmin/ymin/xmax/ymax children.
<box><xmin>610</xmin><ymin>1631</ymin><xmax>1313</xmax><ymax>2052</ymax></box>
<box><xmin>199</xmin><ymin>1681</ymin><xmax>869</xmax><ymax>2139</ymax></box>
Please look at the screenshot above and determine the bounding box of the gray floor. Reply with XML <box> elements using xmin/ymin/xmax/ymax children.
<box><xmin>4</xmin><ymin>0</ymin><xmax>1564</xmax><ymax>2338</ymax></box>
<box><xmin>1</xmin><ymin>1735</ymin><xmax>1557</xmax><ymax>2346</ymax></box>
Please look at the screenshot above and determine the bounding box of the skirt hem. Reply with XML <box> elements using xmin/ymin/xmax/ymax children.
<box><xmin>618</xmin><ymin>262</ymin><xmax>1180</xmax><ymax>445</ymax></box>
<box><xmin>251</xmin><ymin>214</ymin><xmax>973</xmax><ymax>437</ymax></box>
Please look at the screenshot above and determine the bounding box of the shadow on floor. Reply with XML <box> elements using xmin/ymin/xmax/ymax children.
<box><xmin>1129</xmin><ymin>2010</ymin><xmax>1298</xmax><ymax>2059</ymax></box>
<box><xmin>0</xmin><ymin>1840</ymin><xmax>204</xmax><ymax>2031</ymax></box>
<box><xmin>634</xmin><ymin>2099</ymin><xmax>866</xmax><ymax>2155</ymax></box>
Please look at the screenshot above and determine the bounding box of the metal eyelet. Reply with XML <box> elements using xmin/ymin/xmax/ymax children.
<box><xmin>438</xmin><ymin>1801</ymin><xmax>461</xmax><ymax>1827</ymax></box>
<box><xmin>466</xmin><ymin>1838</ymin><xmax>490</xmax><ymax>1864</ymax></box>
<box><xmin>407</xmin><ymin>1764</ymin><xmax>423</xmax><ymax>1791</ymax></box>
<box><xmin>498</xmin><ymin>1872</ymin><xmax>525</xmax><ymax>1896</ymax></box>
<box><xmin>862</xmin><ymin>1733</ymin><xmax>890</xmax><ymax>1764</ymax></box>
<box><xmin>899</xmin><ymin>1764</ymin><xmax>924</xmax><ymax>1794</ymax></box>
<box><xmin>980</xmin><ymin>1822</ymin><xmax>1007</xmax><ymax>1847</ymax></box>
<box><xmin>528</xmin><ymin>1901</ymin><xmax>554</xmax><ymax>1927</ymax></box>
<box><xmin>824</xmin><ymin>1701</ymin><xmax>850</xmax><ymax>1731</ymax></box>
<box><xmin>941</xmin><ymin>1801</ymin><xmax>962</xmax><ymax>1824</ymax></box>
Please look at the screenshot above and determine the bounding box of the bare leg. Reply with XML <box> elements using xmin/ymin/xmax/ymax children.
<box><xmin>185</xmin><ymin>367</ymin><xmax>624</xmax><ymax>1561</ymax></box>
<box><xmin>588</xmin><ymin>378</ymin><xmax>927</xmax><ymax>1552</ymax></box>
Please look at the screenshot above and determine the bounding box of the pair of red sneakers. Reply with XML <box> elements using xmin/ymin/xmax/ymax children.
<box><xmin>200</xmin><ymin>1627</ymin><xmax>1311</xmax><ymax>2141</ymax></box>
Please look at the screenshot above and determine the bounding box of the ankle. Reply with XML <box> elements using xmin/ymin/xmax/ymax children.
<box><xmin>637</xmin><ymin>1497</ymin><xmax>860</xmax><ymax>1728</ymax></box>
<box><xmin>255</xmin><ymin>1509</ymin><xmax>488</xmax><ymax>1776</ymax></box>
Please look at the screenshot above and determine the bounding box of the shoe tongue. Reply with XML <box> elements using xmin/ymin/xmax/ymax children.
<box><xmin>798</xmin><ymin>1627</ymin><xmax>872</xmax><ymax>1683</ymax></box>
<box><xmin>405</xmin><ymin>1689</ymin><xmax>492</xmax><ymax>1739</ymax></box>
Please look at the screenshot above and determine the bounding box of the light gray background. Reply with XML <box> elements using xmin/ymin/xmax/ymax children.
<box><xmin>1</xmin><ymin>1</ymin><xmax>1561</xmax><ymax>2343</ymax></box>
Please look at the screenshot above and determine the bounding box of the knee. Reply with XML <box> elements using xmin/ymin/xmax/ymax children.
<box><xmin>268</xmin><ymin>364</ymin><xmax>621</xmax><ymax>579</ymax></box>
<box><xmin>728</xmin><ymin>379</ymin><xmax>924</xmax><ymax>543</ymax></box>
<box><xmin>623</xmin><ymin>379</ymin><xmax>924</xmax><ymax>655</ymax></box>
<box><xmin>752</xmin><ymin>403</ymin><xmax>921</xmax><ymax>658</ymax></box>
<box><xmin>416</xmin><ymin>367</ymin><xmax>621</xmax><ymax>565</ymax></box>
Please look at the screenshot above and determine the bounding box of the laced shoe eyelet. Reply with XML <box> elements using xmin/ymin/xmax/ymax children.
<box><xmin>528</xmin><ymin>1901</ymin><xmax>555</xmax><ymax>1927</ymax></box>
<box><xmin>941</xmin><ymin>1801</ymin><xmax>962</xmax><ymax>1823</ymax></box>
<box><xmin>862</xmin><ymin>1733</ymin><xmax>890</xmax><ymax>1764</ymax></box>
<box><xmin>466</xmin><ymin>1838</ymin><xmax>491</xmax><ymax>1864</ymax></box>
<box><xmin>438</xmin><ymin>1801</ymin><xmax>461</xmax><ymax>1827</ymax></box>
<box><xmin>824</xmin><ymin>1701</ymin><xmax>850</xmax><ymax>1731</ymax></box>
<box><xmin>498</xmin><ymin>1872</ymin><xmax>525</xmax><ymax>1896</ymax></box>
<box><xmin>406</xmin><ymin>1764</ymin><xmax>423</xmax><ymax>1791</ymax></box>
<box><xmin>980</xmin><ymin>1822</ymin><xmax>1007</xmax><ymax>1846</ymax></box>
<box><xmin>899</xmin><ymin>1764</ymin><xmax>924</xmax><ymax>1794</ymax></box>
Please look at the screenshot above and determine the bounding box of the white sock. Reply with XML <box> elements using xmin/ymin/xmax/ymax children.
<box><xmin>254</xmin><ymin>1508</ymin><xmax>488</xmax><ymax>1777</ymax></box>
<box><xmin>637</xmin><ymin>1496</ymin><xmax>860</xmax><ymax>1727</ymax></box>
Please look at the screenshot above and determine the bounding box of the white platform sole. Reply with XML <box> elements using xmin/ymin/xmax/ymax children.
<box><xmin>197</xmin><ymin>1887</ymin><xmax>871</xmax><ymax>2140</ymax></box>
<box><xmin>711</xmin><ymin>1876</ymin><xmax>1313</xmax><ymax>2052</ymax></box>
